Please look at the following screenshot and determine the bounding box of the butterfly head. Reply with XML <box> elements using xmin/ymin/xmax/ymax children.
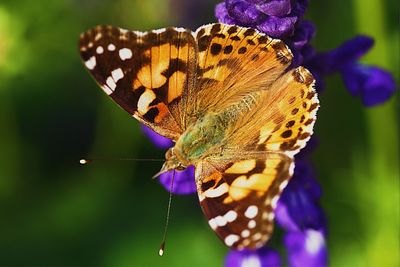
<box><xmin>153</xmin><ymin>147</ymin><xmax>188</xmax><ymax>178</ymax></box>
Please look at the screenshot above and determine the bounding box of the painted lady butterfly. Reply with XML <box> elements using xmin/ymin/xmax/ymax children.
<box><xmin>79</xmin><ymin>23</ymin><xmax>319</xmax><ymax>250</ymax></box>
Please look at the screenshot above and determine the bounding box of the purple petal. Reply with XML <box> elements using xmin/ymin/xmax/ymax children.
<box><xmin>225</xmin><ymin>247</ymin><xmax>281</xmax><ymax>267</ymax></box>
<box><xmin>289</xmin><ymin>161</ymin><xmax>321</xmax><ymax>200</ymax></box>
<box><xmin>291</xmin><ymin>0</ymin><xmax>309</xmax><ymax>17</ymax></box>
<box><xmin>275</xmin><ymin>200</ymin><xmax>300</xmax><ymax>232</ymax></box>
<box><xmin>244</xmin><ymin>0</ymin><xmax>264</xmax><ymax>4</ymax></box>
<box><xmin>332</xmin><ymin>35</ymin><xmax>374</xmax><ymax>63</ymax></box>
<box><xmin>226</xmin><ymin>0</ymin><xmax>264</xmax><ymax>26</ymax></box>
<box><xmin>309</xmin><ymin>36</ymin><xmax>374</xmax><ymax>75</ymax></box>
<box><xmin>300</xmin><ymin>44</ymin><xmax>316</xmax><ymax>63</ymax></box>
<box><xmin>215</xmin><ymin>2</ymin><xmax>237</xmax><ymax>24</ymax></box>
<box><xmin>277</xmin><ymin>162</ymin><xmax>325</xmax><ymax>230</ymax></box>
<box><xmin>257</xmin><ymin>15</ymin><xmax>297</xmax><ymax>38</ymax></box>
<box><xmin>291</xmin><ymin>20</ymin><xmax>315</xmax><ymax>50</ymax></box>
<box><xmin>140</xmin><ymin>125</ymin><xmax>173</xmax><ymax>149</ymax></box>
<box><xmin>341</xmin><ymin>64</ymin><xmax>396</xmax><ymax>106</ymax></box>
<box><xmin>257</xmin><ymin>0</ymin><xmax>292</xmax><ymax>17</ymax></box>
<box><xmin>158</xmin><ymin>166</ymin><xmax>196</xmax><ymax>195</ymax></box>
<box><xmin>285</xmin><ymin>230</ymin><xmax>327</xmax><ymax>267</ymax></box>
<box><xmin>295</xmin><ymin>136</ymin><xmax>319</xmax><ymax>160</ymax></box>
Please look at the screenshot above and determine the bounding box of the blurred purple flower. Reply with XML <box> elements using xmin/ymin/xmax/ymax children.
<box><xmin>159</xmin><ymin>166</ymin><xmax>197</xmax><ymax>195</ymax></box>
<box><xmin>285</xmin><ymin>229</ymin><xmax>327</xmax><ymax>267</ymax></box>
<box><xmin>306</xmin><ymin>35</ymin><xmax>396</xmax><ymax>104</ymax></box>
<box><xmin>276</xmin><ymin>161</ymin><xmax>325</xmax><ymax>232</ymax></box>
<box><xmin>341</xmin><ymin>64</ymin><xmax>396</xmax><ymax>106</ymax></box>
<box><xmin>140</xmin><ymin>125</ymin><xmax>173</xmax><ymax>149</ymax></box>
<box><xmin>225</xmin><ymin>247</ymin><xmax>281</xmax><ymax>267</ymax></box>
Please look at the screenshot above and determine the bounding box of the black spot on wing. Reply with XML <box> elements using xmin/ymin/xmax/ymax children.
<box><xmin>210</xmin><ymin>43</ymin><xmax>222</xmax><ymax>55</ymax></box>
<box><xmin>198</xmin><ymin>35</ymin><xmax>212</xmax><ymax>52</ymax></box>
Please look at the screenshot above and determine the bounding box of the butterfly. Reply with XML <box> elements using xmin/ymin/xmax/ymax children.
<box><xmin>79</xmin><ymin>23</ymin><xmax>318</xmax><ymax>250</ymax></box>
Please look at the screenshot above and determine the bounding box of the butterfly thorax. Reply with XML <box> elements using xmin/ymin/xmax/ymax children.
<box><xmin>157</xmin><ymin>113</ymin><xmax>228</xmax><ymax>175</ymax></box>
<box><xmin>165</xmin><ymin>93</ymin><xmax>261</xmax><ymax>173</ymax></box>
<box><xmin>175</xmin><ymin>112</ymin><xmax>229</xmax><ymax>163</ymax></box>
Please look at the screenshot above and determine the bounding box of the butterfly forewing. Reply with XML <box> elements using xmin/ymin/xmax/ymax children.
<box><xmin>187</xmin><ymin>23</ymin><xmax>293</xmax><ymax>122</ymax></box>
<box><xmin>79</xmin><ymin>25</ymin><xmax>197</xmax><ymax>139</ymax></box>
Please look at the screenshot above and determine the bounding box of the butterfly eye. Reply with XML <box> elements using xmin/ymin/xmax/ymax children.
<box><xmin>165</xmin><ymin>148</ymin><xmax>173</xmax><ymax>159</ymax></box>
<box><xmin>176</xmin><ymin>164</ymin><xmax>186</xmax><ymax>171</ymax></box>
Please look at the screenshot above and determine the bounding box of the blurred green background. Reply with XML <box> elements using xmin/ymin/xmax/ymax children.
<box><xmin>0</xmin><ymin>0</ymin><xmax>398</xmax><ymax>266</ymax></box>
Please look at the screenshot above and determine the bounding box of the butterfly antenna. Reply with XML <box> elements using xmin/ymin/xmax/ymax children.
<box><xmin>79</xmin><ymin>157</ymin><xmax>164</xmax><ymax>165</ymax></box>
<box><xmin>159</xmin><ymin>169</ymin><xmax>175</xmax><ymax>256</ymax></box>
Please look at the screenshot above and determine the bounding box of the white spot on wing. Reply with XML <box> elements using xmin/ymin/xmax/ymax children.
<box><xmin>119</xmin><ymin>48</ymin><xmax>133</xmax><ymax>60</ymax></box>
<box><xmin>248</xmin><ymin>220</ymin><xmax>256</xmax><ymax>229</ymax></box>
<box><xmin>208</xmin><ymin>218</ymin><xmax>217</xmax><ymax>230</ymax></box>
<box><xmin>137</xmin><ymin>89</ymin><xmax>156</xmax><ymax>115</ymax></box>
<box><xmin>174</xmin><ymin>27</ymin><xmax>186</xmax><ymax>32</ymax></box>
<box><xmin>244</xmin><ymin>205</ymin><xmax>258</xmax><ymax>219</ymax></box>
<box><xmin>133</xmin><ymin>31</ymin><xmax>145</xmax><ymax>37</ymax></box>
<box><xmin>152</xmin><ymin>28</ymin><xmax>166</xmax><ymax>34</ymax></box>
<box><xmin>85</xmin><ymin>56</ymin><xmax>96</xmax><ymax>70</ymax></box>
<box><xmin>288</xmin><ymin>162</ymin><xmax>295</xmax><ymax>176</ymax></box>
<box><xmin>271</xmin><ymin>195</ymin><xmax>279</xmax><ymax>209</ymax></box>
<box><xmin>111</xmin><ymin>68</ymin><xmax>124</xmax><ymax>83</ymax></box>
<box><xmin>102</xmin><ymin>85</ymin><xmax>113</xmax><ymax>95</ymax></box>
<box><xmin>279</xmin><ymin>180</ymin><xmax>289</xmax><ymax>191</ymax></box>
<box><xmin>107</xmin><ymin>44</ymin><xmax>116</xmax><ymax>51</ymax></box>
<box><xmin>241</xmin><ymin>230</ymin><xmax>250</xmax><ymax>238</ymax></box>
<box><xmin>224</xmin><ymin>234</ymin><xmax>239</xmax><ymax>246</ymax></box>
<box><xmin>224</xmin><ymin>210</ymin><xmax>237</xmax><ymax>223</ymax></box>
<box><xmin>215</xmin><ymin>216</ymin><xmax>227</xmax><ymax>227</ymax></box>
<box><xmin>106</xmin><ymin>77</ymin><xmax>116</xmax><ymax>90</ymax></box>
<box><xmin>96</xmin><ymin>46</ymin><xmax>104</xmax><ymax>54</ymax></box>
<box><xmin>204</xmin><ymin>183</ymin><xmax>228</xmax><ymax>198</ymax></box>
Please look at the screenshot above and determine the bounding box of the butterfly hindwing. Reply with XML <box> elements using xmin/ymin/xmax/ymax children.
<box><xmin>226</xmin><ymin>66</ymin><xmax>318</xmax><ymax>157</ymax></box>
<box><xmin>79</xmin><ymin>25</ymin><xmax>197</xmax><ymax>139</ymax></box>
<box><xmin>196</xmin><ymin>154</ymin><xmax>293</xmax><ymax>249</ymax></box>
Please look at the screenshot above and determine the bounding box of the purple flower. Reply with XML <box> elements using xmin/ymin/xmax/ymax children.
<box><xmin>216</xmin><ymin>0</ymin><xmax>308</xmax><ymax>38</ymax></box>
<box><xmin>341</xmin><ymin>64</ymin><xmax>396</xmax><ymax>106</ymax></box>
<box><xmin>306</xmin><ymin>36</ymin><xmax>396</xmax><ymax>103</ymax></box>
<box><xmin>276</xmin><ymin>161</ymin><xmax>325</xmax><ymax>232</ymax></box>
<box><xmin>216</xmin><ymin>2</ymin><xmax>237</xmax><ymax>25</ymax></box>
<box><xmin>140</xmin><ymin>125</ymin><xmax>173</xmax><ymax>149</ymax></box>
<box><xmin>285</xmin><ymin>229</ymin><xmax>327</xmax><ymax>267</ymax></box>
<box><xmin>307</xmin><ymin>36</ymin><xmax>375</xmax><ymax>76</ymax></box>
<box><xmin>256</xmin><ymin>0</ymin><xmax>292</xmax><ymax>17</ymax></box>
<box><xmin>257</xmin><ymin>15</ymin><xmax>297</xmax><ymax>37</ymax></box>
<box><xmin>158</xmin><ymin>166</ymin><xmax>197</xmax><ymax>195</ymax></box>
<box><xmin>225</xmin><ymin>247</ymin><xmax>281</xmax><ymax>267</ymax></box>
